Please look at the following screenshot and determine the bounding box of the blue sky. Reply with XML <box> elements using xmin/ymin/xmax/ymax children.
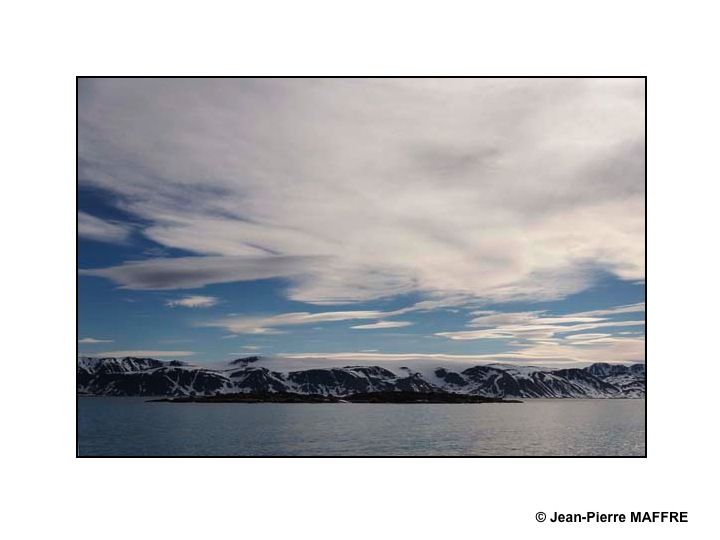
<box><xmin>78</xmin><ymin>78</ymin><xmax>645</xmax><ymax>366</ymax></box>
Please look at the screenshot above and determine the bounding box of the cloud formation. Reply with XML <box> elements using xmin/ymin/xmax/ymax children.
<box><xmin>81</xmin><ymin>350</ymin><xmax>195</xmax><ymax>358</ymax></box>
<box><xmin>78</xmin><ymin>212</ymin><xmax>131</xmax><ymax>244</ymax></box>
<box><xmin>79</xmin><ymin>78</ymin><xmax>644</xmax><ymax>305</ymax></box>
<box><xmin>80</xmin><ymin>255</ymin><xmax>323</xmax><ymax>290</ymax></box>
<box><xmin>204</xmin><ymin>310</ymin><xmax>389</xmax><ymax>335</ymax></box>
<box><xmin>571</xmin><ymin>303</ymin><xmax>646</xmax><ymax>317</ymax></box>
<box><xmin>166</xmin><ymin>295</ymin><xmax>219</xmax><ymax>308</ymax></box>
<box><xmin>435</xmin><ymin>303</ymin><xmax>645</xmax><ymax>341</ymax></box>
<box><xmin>278</xmin><ymin>346</ymin><xmax>644</xmax><ymax>366</ymax></box>
<box><xmin>202</xmin><ymin>298</ymin><xmax>465</xmax><ymax>335</ymax></box>
<box><xmin>432</xmin><ymin>302</ymin><xmax>645</xmax><ymax>363</ymax></box>
<box><xmin>78</xmin><ymin>337</ymin><xmax>114</xmax><ymax>344</ymax></box>
<box><xmin>350</xmin><ymin>321</ymin><xmax>413</xmax><ymax>330</ymax></box>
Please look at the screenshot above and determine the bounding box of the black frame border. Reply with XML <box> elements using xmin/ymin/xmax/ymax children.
<box><xmin>76</xmin><ymin>76</ymin><xmax>647</xmax><ymax>458</ymax></box>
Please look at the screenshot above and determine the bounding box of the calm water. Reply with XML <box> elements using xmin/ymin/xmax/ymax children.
<box><xmin>77</xmin><ymin>397</ymin><xmax>645</xmax><ymax>456</ymax></box>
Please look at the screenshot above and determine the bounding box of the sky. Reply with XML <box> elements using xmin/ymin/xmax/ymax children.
<box><xmin>78</xmin><ymin>78</ymin><xmax>645</xmax><ymax>367</ymax></box>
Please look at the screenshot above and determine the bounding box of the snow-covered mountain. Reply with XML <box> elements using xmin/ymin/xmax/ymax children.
<box><xmin>77</xmin><ymin>356</ymin><xmax>645</xmax><ymax>398</ymax></box>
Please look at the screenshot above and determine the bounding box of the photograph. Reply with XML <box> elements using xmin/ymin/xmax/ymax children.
<box><xmin>7</xmin><ymin>1</ymin><xmax>720</xmax><ymax>538</ymax></box>
<box><xmin>77</xmin><ymin>77</ymin><xmax>646</xmax><ymax>457</ymax></box>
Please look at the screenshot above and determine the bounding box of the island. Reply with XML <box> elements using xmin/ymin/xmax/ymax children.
<box><xmin>148</xmin><ymin>391</ymin><xmax>522</xmax><ymax>404</ymax></box>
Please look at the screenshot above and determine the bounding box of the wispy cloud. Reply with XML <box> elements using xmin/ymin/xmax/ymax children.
<box><xmin>78</xmin><ymin>212</ymin><xmax>132</xmax><ymax>244</ymax></box>
<box><xmin>280</xmin><ymin>339</ymin><xmax>645</xmax><ymax>364</ymax></box>
<box><xmin>166</xmin><ymin>295</ymin><xmax>219</xmax><ymax>308</ymax></box>
<box><xmin>82</xmin><ymin>350</ymin><xmax>195</xmax><ymax>358</ymax></box>
<box><xmin>201</xmin><ymin>298</ymin><xmax>461</xmax><ymax>334</ymax></box>
<box><xmin>78</xmin><ymin>337</ymin><xmax>114</xmax><ymax>344</ymax></box>
<box><xmin>203</xmin><ymin>310</ymin><xmax>388</xmax><ymax>334</ymax></box>
<box><xmin>436</xmin><ymin>303</ymin><xmax>645</xmax><ymax>341</ymax></box>
<box><xmin>351</xmin><ymin>321</ymin><xmax>413</xmax><ymax>330</ymax></box>
<box><xmin>79</xmin><ymin>78</ymin><xmax>644</xmax><ymax>304</ymax></box>
<box><xmin>571</xmin><ymin>302</ymin><xmax>646</xmax><ymax>317</ymax></box>
<box><xmin>432</xmin><ymin>303</ymin><xmax>645</xmax><ymax>363</ymax></box>
<box><xmin>80</xmin><ymin>255</ymin><xmax>322</xmax><ymax>290</ymax></box>
<box><xmin>564</xmin><ymin>333</ymin><xmax>612</xmax><ymax>341</ymax></box>
<box><xmin>438</xmin><ymin>319</ymin><xmax>645</xmax><ymax>341</ymax></box>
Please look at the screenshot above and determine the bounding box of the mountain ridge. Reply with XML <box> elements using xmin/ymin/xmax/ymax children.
<box><xmin>77</xmin><ymin>356</ymin><xmax>645</xmax><ymax>399</ymax></box>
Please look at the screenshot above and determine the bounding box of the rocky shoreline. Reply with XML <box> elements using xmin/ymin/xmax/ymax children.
<box><xmin>148</xmin><ymin>391</ymin><xmax>522</xmax><ymax>404</ymax></box>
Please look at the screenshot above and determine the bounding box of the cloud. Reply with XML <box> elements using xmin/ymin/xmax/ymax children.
<box><xmin>82</xmin><ymin>350</ymin><xmax>195</xmax><ymax>358</ymax></box>
<box><xmin>494</xmin><ymin>336</ymin><xmax>645</xmax><ymax>363</ymax></box>
<box><xmin>80</xmin><ymin>255</ymin><xmax>323</xmax><ymax>290</ymax></box>
<box><xmin>467</xmin><ymin>311</ymin><xmax>603</xmax><ymax>327</ymax></box>
<box><xmin>201</xmin><ymin>298</ymin><xmax>463</xmax><ymax>334</ymax></box>
<box><xmin>78</xmin><ymin>78</ymin><xmax>644</xmax><ymax>304</ymax></box>
<box><xmin>279</xmin><ymin>352</ymin><xmax>575</xmax><ymax>363</ymax></box>
<box><xmin>202</xmin><ymin>310</ymin><xmax>389</xmax><ymax>334</ymax></box>
<box><xmin>166</xmin><ymin>295</ymin><xmax>219</xmax><ymax>308</ymax></box>
<box><xmin>433</xmin><ymin>303</ymin><xmax>645</xmax><ymax>363</ymax></box>
<box><xmin>435</xmin><ymin>317</ymin><xmax>645</xmax><ymax>341</ymax></box>
<box><xmin>571</xmin><ymin>302</ymin><xmax>646</xmax><ymax>317</ymax></box>
<box><xmin>78</xmin><ymin>337</ymin><xmax>114</xmax><ymax>344</ymax></box>
<box><xmin>278</xmin><ymin>346</ymin><xmax>644</xmax><ymax>366</ymax></box>
<box><xmin>436</xmin><ymin>317</ymin><xmax>644</xmax><ymax>341</ymax></box>
<box><xmin>564</xmin><ymin>333</ymin><xmax>612</xmax><ymax>341</ymax></box>
<box><xmin>350</xmin><ymin>321</ymin><xmax>413</xmax><ymax>329</ymax></box>
<box><xmin>78</xmin><ymin>212</ymin><xmax>132</xmax><ymax>244</ymax></box>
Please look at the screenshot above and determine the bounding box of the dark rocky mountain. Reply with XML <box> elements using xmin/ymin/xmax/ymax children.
<box><xmin>77</xmin><ymin>357</ymin><xmax>645</xmax><ymax>398</ymax></box>
<box><xmin>434</xmin><ymin>363</ymin><xmax>645</xmax><ymax>398</ymax></box>
<box><xmin>78</xmin><ymin>360</ymin><xmax>233</xmax><ymax>396</ymax></box>
<box><xmin>78</xmin><ymin>356</ymin><xmax>164</xmax><ymax>374</ymax></box>
<box><xmin>284</xmin><ymin>365</ymin><xmax>434</xmax><ymax>395</ymax></box>
<box><xmin>585</xmin><ymin>362</ymin><xmax>645</xmax><ymax>378</ymax></box>
<box><xmin>229</xmin><ymin>367</ymin><xmax>288</xmax><ymax>393</ymax></box>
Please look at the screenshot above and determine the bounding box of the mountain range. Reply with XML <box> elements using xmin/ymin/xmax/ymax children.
<box><xmin>77</xmin><ymin>356</ymin><xmax>645</xmax><ymax>399</ymax></box>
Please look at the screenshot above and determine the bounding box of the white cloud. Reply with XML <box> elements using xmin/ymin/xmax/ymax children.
<box><xmin>79</xmin><ymin>78</ymin><xmax>644</xmax><ymax>304</ymax></box>
<box><xmin>350</xmin><ymin>321</ymin><xmax>413</xmax><ymax>330</ymax></box>
<box><xmin>78</xmin><ymin>337</ymin><xmax>114</xmax><ymax>344</ymax></box>
<box><xmin>564</xmin><ymin>333</ymin><xmax>612</xmax><ymax>341</ymax></box>
<box><xmin>78</xmin><ymin>212</ymin><xmax>131</xmax><ymax>244</ymax></box>
<box><xmin>433</xmin><ymin>303</ymin><xmax>645</xmax><ymax>363</ymax></box>
<box><xmin>436</xmin><ymin>303</ymin><xmax>645</xmax><ymax>340</ymax></box>
<box><xmin>201</xmin><ymin>298</ymin><xmax>462</xmax><ymax>334</ymax></box>
<box><xmin>202</xmin><ymin>310</ymin><xmax>388</xmax><ymax>334</ymax></box>
<box><xmin>571</xmin><ymin>302</ymin><xmax>646</xmax><ymax>317</ymax></box>
<box><xmin>467</xmin><ymin>311</ymin><xmax>606</xmax><ymax>327</ymax></box>
<box><xmin>166</xmin><ymin>295</ymin><xmax>219</xmax><ymax>308</ymax></box>
<box><xmin>278</xmin><ymin>345</ymin><xmax>644</xmax><ymax>366</ymax></box>
<box><xmin>82</xmin><ymin>350</ymin><xmax>195</xmax><ymax>358</ymax></box>
<box><xmin>495</xmin><ymin>336</ymin><xmax>645</xmax><ymax>363</ymax></box>
<box><xmin>280</xmin><ymin>352</ymin><xmax>567</xmax><ymax>363</ymax></box>
<box><xmin>437</xmin><ymin>318</ymin><xmax>644</xmax><ymax>341</ymax></box>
